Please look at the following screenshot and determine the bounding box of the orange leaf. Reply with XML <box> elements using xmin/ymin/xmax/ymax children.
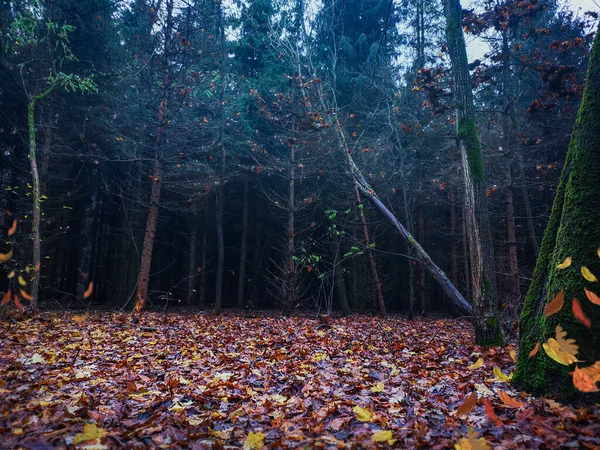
<box><xmin>543</xmin><ymin>290</ymin><xmax>564</xmax><ymax>317</ymax></box>
<box><xmin>73</xmin><ymin>313</ymin><xmax>89</xmax><ymax>324</ymax></box>
<box><xmin>8</xmin><ymin>219</ymin><xmax>17</xmax><ymax>237</ymax></box>
<box><xmin>497</xmin><ymin>390</ymin><xmax>526</xmax><ymax>408</ymax></box>
<box><xmin>528</xmin><ymin>341</ymin><xmax>540</xmax><ymax>358</ymax></box>
<box><xmin>83</xmin><ymin>282</ymin><xmax>94</xmax><ymax>299</ymax></box>
<box><xmin>482</xmin><ymin>398</ymin><xmax>503</xmax><ymax>427</ymax></box>
<box><xmin>572</xmin><ymin>366</ymin><xmax>600</xmax><ymax>393</ymax></box>
<box><xmin>572</xmin><ymin>299</ymin><xmax>591</xmax><ymax>328</ymax></box>
<box><xmin>1</xmin><ymin>289</ymin><xmax>12</xmax><ymax>305</ymax></box>
<box><xmin>14</xmin><ymin>295</ymin><xmax>24</xmax><ymax>312</ymax></box>
<box><xmin>456</xmin><ymin>391</ymin><xmax>477</xmax><ymax>417</ymax></box>
<box><xmin>19</xmin><ymin>289</ymin><xmax>33</xmax><ymax>301</ymax></box>
<box><xmin>584</xmin><ymin>288</ymin><xmax>600</xmax><ymax>305</ymax></box>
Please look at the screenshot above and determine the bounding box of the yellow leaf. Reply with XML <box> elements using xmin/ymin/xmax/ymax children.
<box><xmin>371</xmin><ymin>430</ymin><xmax>395</xmax><ymax>445</ymax></box>
<box><xmin>353</xmin><ymin>405</ymin><xmax>374</xmax><ymax>422</ymax></box>
<box><xmin>468</xmin><ymin>358</ymin><xmax>484</xmax><ymax>369</ymax></box>
<box><xmin>493</xmin><ymin>366</ymin><xmax>512</xmax><ymax>383</ymax></box>
<box><xmin>582</xmin><ymin>266</ymin><xmax>598</xmax><ymax>282</ymax></box>
<box><xmin>7</xmin><ymin>270</ymin><xmax>15</xmax><ymax>279</ymax></box>
<box><xmin>370</xmin><ymin>382</ymin><xmax>384</xmax><ymax>393</ymax></box>
<box><xmin>543</xmin><ymin>338</ymin><xmax>580</xmax><ymax>365</ymax></box>
<box><xmin>597</xmin><ymin>248</ymin><xmax>600</xmax><ymax>258</ymax></box>
<box><xmin>243</xmin><ymin>431</ymin><xmax>265</xmax><ymax>450</ymax></box>
<box><xmin>556</xmin><ymin>257</ymin><xmax>572</xmax><ymax>269</ymax></box>
<box><xmin>73</xmin><ymin>423</ymin><xmax>105</xmax><ymax>445</ymax></box>
<box><xmin>509</xmin><ymin>349</ymin><xmax>517</xmax><ymax>362</ymax></box>
<box><xmin>0</xmin><ymin>248</ymin><xmax>13</xmax><ymax>262</ymax></box>
<box><xmin>18</xmin><ymin>275</ymin><xmax>26</xmax><ymax>286</ymax></box>
<box><xmin>454</xmin><ymin>427</ymin><xmax>491</xmax><ymax>450</ymax></box>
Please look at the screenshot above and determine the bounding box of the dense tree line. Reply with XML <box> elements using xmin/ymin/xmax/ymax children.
<box><xmin>1</xmin><ymin>0</ymin><xmax>598</xmax><ymax>397</ymax></box>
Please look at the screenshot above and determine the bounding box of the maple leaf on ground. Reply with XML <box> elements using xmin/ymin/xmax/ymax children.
<box><xmin>244</xmin><ymin>431</ymin><xmax>265</xmax><ymax>450</ymax></box>
<box><xmin>73</xmin><ymin>423</ymin><xmax>105</xmax><ymax>445</ymax></box>
<box><xmin>455</xmin><ymin>427</ymin><xmax>491</xmax><ymax>450</ymax></box>
<box><xmin>353</xmin><ymin>405</ymin><xmax>374</xmax><ymax>422</ymax></box>
<box><xmin>371</xmin><ymin>430</ymin><xmax>395</xmax><ymax>445</ymax></box>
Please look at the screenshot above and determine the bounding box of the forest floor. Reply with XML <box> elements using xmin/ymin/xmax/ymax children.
<box><xmin>0</xmin><ymin>312</ymin><xmax>598</xmax><ymax>449</ymax></box>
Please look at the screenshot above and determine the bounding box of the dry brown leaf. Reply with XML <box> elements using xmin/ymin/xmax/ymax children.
<box><xmin>572</xmin><ymin>366</ymin><xmax>600</xmax><ymax>393</ymax></box>
<box><xmin>83</xmin><ymin>282</ymin><xmax>94</xmax><ymax>299</ymax></box>
<box><xmin>1</xmin><ymin>289</ymin><xmax>11</xmax><ymax>306</ymax></box>
<box><xmin>482</xmin><ymin>398</ymin><xmax>503</xmax><ymax>427</ymax></box>
<box><xmin>0</xmin><ymin>248</ymin><xmax>13</xmax><ymax>262</ymax></box>
<box><xmin>7</xmin><ymin>219</ymin><xmax>17</xmax><ymax>237</ymax></box>
<box><xmin>555</xmin><ymin>325</ymin><xmax>578</xmax><ymax>356</ymax></box>
<box><xmin>456</xmin><ymin>391</ymin><xmax>477</xmax><ymax>417</ymax></box>
<box><xmin>543</xmin><ymin>290</ymin><xmax>564</xmax><ymax>317</ymax></box>
<box><xmin>528</xmin><ymin>341</ymin><xmax>540</xmax><ymax>358</ymax></box>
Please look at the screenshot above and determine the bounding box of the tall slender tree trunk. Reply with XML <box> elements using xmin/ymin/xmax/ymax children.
<box><xmin>187</xmin><ymin>206</ymin><xmax>198</xmax><ymax>305</ymax></box>
<box><xmin>134</xmin><ymin>0</ymin><xmax>173</xmax><ymax>313</ymax></box>
<box><xmin>516</xmin><ymin>149</ymin><xmax>540</xmax><ymax>257</ymax></box>
<box><xmin>417</xmin><ymin>189</ymin><xmax>427</xmax><ymax>315</ymax></box>
<box><xmin>198</xmin><ymin>203</ymin><xmax>208</xmax><ymax>310</ymax></box>
<box><xmin>449</xmin><ymin>189</ymin><xmax>459</xmax><ymax>288</ymax></box>
<box><xmin>514</xmin><ymin>27</ymin><xmax>600</xmax><ymax>400</ymax></box>
<box><xmin>237</xmin><ymin>181</ymin><xmax>249</xmax><ymax>308</ymax></box>
<box><xmin>400</xmin><ymin>149</ymin><xmax>416</xmax><ymax>319</ymax></box>
<box><xmin>214</xmin><ymin>0</ymin><xmax>227</xmax><ymax>315</ymax></box>
<box><xmin>443</xmin><ymin>0</ymin><xmax>503</xmax><ymax>345</ymax></box>
<box><xmin>27</xmin><ymin>99</ymin><xmax>42</xmax><ymax>308</ymax></box>
<box><xmin>250</xmin><ymin>218</ymin><xmax>262</xmax><ymax>308</ymax></box>
<box><xmin>284</xmin><ymin>140</ymin><xmax>296</xmax><ymax>315</ymax></box>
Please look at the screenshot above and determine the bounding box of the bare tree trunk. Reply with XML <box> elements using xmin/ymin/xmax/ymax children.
<box><xmin>449</xmin><ymin>189</ymin><xmax>459</xmax><ymax>287</ymax></box>
<box><xmin>198</xmin><ymin>203</ymin><xmax>208</xmax><ymax>310</ymax></box>
<box><xmin>214</xmin><ymin>0</ymin><xmax>227</xmax><ymax>315</ymax></box>
<box><xmin>237</xmin><ymin>181</ymin><xmax>249</xmax><ymax>308</ymax></box>
<box><xmin>134</xmin><ymin>0</ymin><xmax>173</xmax><ymax>313</ymax></box>
<box><xmin>443</xmin><ymin>0</ymin><xmax>502</xmax><ymax>344</ymax></box>
<box><xmin>331</xmin><ymin>233</ymin><xmax>351</xmax><ymax>315</ymax></box>
<box><xmin>284</xmin><ymin>140</ymin><xmax>296</xmax><ymax>315</ymax></box>
<box><xmin>516</xmin><ymin>149</ymin><xmax>540</xmax><ymax>257</ymax></box>
<box><xmin>462</xmin><ymin>203</ymin><xmax>471</xmax><ymax>302</ymax></box>
<box><xmin>40</xmin><ymin>109</ymin><xmax>55</xmax><ymax>194</ymax></box>
<box><xmin>250</xmin><ymin>218</ymin><xmax>262</xmax><ymax>307</ymax></box>
<box><xmin>186</xmin><ymin>206</ymin><xmax>198</xmax><ymax>305</ymax></box>
<box><xmin>417</xmin><ymin>190</ymin><xmax>426</xmax><ymax>315</ymax></box>
<box><xmin>27</xmin><ymin>99</ymin><xmax>42</xmax><ymax>308</ymax></box>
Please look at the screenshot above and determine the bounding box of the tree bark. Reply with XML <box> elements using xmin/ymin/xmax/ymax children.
<box><xmin>237</xmin><ymin>181</ymin><xmax>250</xmax><ymax>308</ymax></box>
<box><xmin>187</xmin><ymin>206</ymin><xmax>198</xmax><ymax>306</ymax></box>
<box><xmin>134</xmin><ymin>0</ymin><xmax>173</xmax><ymax>313</ymax></box>
<box><xmin>331</xmin><ymin>233</ymin><xmax>351</xmax><ymax>315</ymax></box>
<box><xmin>27</xmin><ymin>99</ymin><xmax>42</xmax><ymax>308</ymax></box>
<box><xmin>515</xmin><ymin>26</ymin><xmax>600</xmax><ymax>401</ymax></box>
<box><xmin>198</xmin><ymin>203</ymin><xmax>208</xmax><ymax>310</ymax></box>
<box><xmin>443</xmin><ymin>0</ymin><xmax>503</xmax><ymax>345</ymax></box>
<box><xmin>417</xmin><ymin>189</ymin><xmax>427</xmax><ymax>315</ymax></box>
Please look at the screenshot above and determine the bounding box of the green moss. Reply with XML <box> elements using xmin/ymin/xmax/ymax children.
<box><xmin>514</xmin><ymin>25</ymin><xmax>600</xmax><ymax>403</ymax></box>
<box><xmin>457</xmin><ymin>117</ymin><xmax>485</xmax><ymax>185</ymax></box>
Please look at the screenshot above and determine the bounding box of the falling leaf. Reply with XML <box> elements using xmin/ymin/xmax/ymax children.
<box><xmin>17</xmin><ymin>275</ymin><xmax>26</xmax><ymax>287</ymax></box>
<box><xmin>581</xmin><ymin>266</ymin><xmax>598</xmax><ymax>283</ymax></box>
<box><xmin>597</xmin><ymin>248</ymin><xmax>600</xmax><ymax>258</ymax></box>
<box><xmin>1</xmin><ymin>289</ymin><xmax>11</xmax><ymax>305</ymax></box>
<box><xmin>454</xmin><ymin>427</ymin><xmax>491</xmax><ymax>450</ymax></box>
<box><xmin>572</xmin><ymin>299</ymin><xmax>591</xmax><ymax>328</ymax></box>
<box><xmin>7</xmin><ymin>270</ymin><xmax>15</xmax><ymax>279</ymax></box>
<box><xmin>584</xmin><ymin>288</ymin><xmax>600</xmax><ymax>305</ymax></box>
<box><xmin>497</xmin><ymin>390</ymin><xmax>526</xmax><ymax>408</ymax></box>
<box><xmin>84</xmin><ymin>282</ymin><xmax>94</xmax><ymax>299</ymax></box>
<box><xmin>572</xmin><ymin>366</ymin><xmax>600</xmax><ymax>393</ymax></box>
<box><xmin>555</xmin><ymin>325</ymin><xmax>578</xmax><ymax>355</ymax></box>
<box><xmin>73</xmin><ymin>423</ymin><xmax>105</xmax><ymax>445</ymax></box>
<box><xmin>456</xmin><ymin>391</ymin><xmax>477</xmax><ymax>417</ymax></box>
<box><xmin>543</xmin><ymin>290</ymin><xmax>564</xmax><ymax>317</ymax></box>
<box><xmin>556</xmin><ymin>257</ymin><xmax>572</xmax><ymax>269</ymax></box>
<box><xmin>243</xmin><ymin>431</ymin><xmax>265</xmax><ymax>450</ymax></box>
<box><xmin>14</xmin><ymin>296</ymin><xmax>24</xmax><ymax>311</ymax></box>
<box><xmin>468</xmin><ymin>358</ymin><xmax>484</xmax><ymax>369</ymax></box>
<box><xmin>7</xmin><ymin>219</ymin><xmax>17</xmax><ymax>237</ymax></box>
<box><xmin>353</xmin><ymin>405</ymin><xmax>374</xmax><ymax>422</ymax></box>
<box><xmin>528</xmin><ymin>342</ymin><xmax>540</xmax><ymax>358</ymax></box>
<box><xmin>482</xmin><ymin>398</ymin><xmax>503</xmax><ymax>427</ymax></box>
<box><xmin>493</xmin><ymin>366</ymin><xmax>512</xmax><ymax>383</ymax></box>
<box><xmin>19</xmin><ymin>289</ymin><xmax>33</xmax><ymax>301</ymax></box>
<box><xmin>543</xmin><ymin>338</ymin><xmax>580</xmax><ymax>365</ymax></box>
<box><xmin>371</xmin><ymin>430</ymin><xmax>395</xmax><ymax>445</ymax></box>
<box><xmin>0</xmin><ymin>248</ymin><xmax>13</xmax><ymax>262</ymax></box>
<box><xmin>509</xmin><ymin>349</ymin><xmax>517</xmax><ymax>362</ymax></box>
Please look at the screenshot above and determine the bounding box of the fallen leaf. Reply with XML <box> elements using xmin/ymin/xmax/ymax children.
<box><xmin>528</xmin><ymin>342</ymin><xmax>540</xmax><ymax>358</ymax></box>
<box><xmin>557</xmin><ymin>256</ymin><xmax>572</xmax><ymax>269</ymax></box>
<box><xmin>572</xmin><ymin>366</ymin><xmax>600</xmax><ymax>393</ymax></box>
<box><xmin>468</xmin><ymin>358</ymin><xmax>484</xmax><ymax>369</ymax></box>
<box><xmin>371</xmin><ymin>429</ymin><xmax>395</xmax><ymax>444</ymax></box>
<box><xmin>73</xmin><ymin>313</ymin><xmax>90</xmax><ymax>324</ymax></box>
<box><xmin>370</xmin><ymin>381</ymin><xmax>384</xmax><ymax>393</ymax></box>
<box><xmin>581</xmin><ymin>266</ymin><xmax>598</xmax><ymax>283</ymax></box>
<box><xmin>493</xmin><ymin>366</ymin><xmax>512</xmax><ymax>383</ymax></box>
<box><xmin>497</xmin><ymin>390</ymin><xmax>526</xmax><ymax>408</ymax></box>
<box><xmin>572</xmin><ymin>299</ymin><xmax>591</xmax><ymax>328</ymax></box>
<box><xmin>456</xmin><ymin>391</ymin><xmax>477</xmax><ymax>417</ymax></box>
<box><xmin>1</xmin><ymin>289</ymin><xmax>11</xmax><ymax>305</ymax></box>
<box><xmin>353</xmin><ymin>405</ymin><xmax>374</xmax><ymax>422</ymax></box>
<box><xmin>73</xmin><ymin>423</ymin><xmax>105</xmax><ymax>445</ymax></box>
<box><xmin>584</xmin><ymin>288</ymin><xmax>600</xmax><ymax>305</ymax></box>
<box><xmin>543</xmin><ymin>290</ymin><xmax>564</xmax><ymax>317</ymax></box>
<box><xmin>243</xmin><ymin>431</ymin><xmax>265</xmax><ymax>450</ymax></box>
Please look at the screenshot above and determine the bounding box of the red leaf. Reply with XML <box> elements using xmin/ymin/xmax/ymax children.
<box><xmin>482</xmin><ymin>398</ymin><xmax>503</xmax><ymax>427</ymax></box>
<box><xmin>543</xmin><ymin>290</ymin><xmax>564</xmax><ymax>317</ymax></box>
<box><xmin>572</xmin><ymin>298</ymin><xmax>591</xmax><ymax>328</ymax></box>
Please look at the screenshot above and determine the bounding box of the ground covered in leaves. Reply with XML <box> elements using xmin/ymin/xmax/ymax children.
<box><xmin>0</xmin><ymin>312</ymin><xmax>598</xmax><ymax>449</ymax></box>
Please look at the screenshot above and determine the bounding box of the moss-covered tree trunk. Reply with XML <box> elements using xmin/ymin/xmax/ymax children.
<box><xmin>514</xmin><ymin>26</ymin><xmax>600</xmax><ymax>401</ymax></box>
<box><xmin>443</xmin><ymin>0</ymin><xmax>503</xmax><ymax>345</ymax></box>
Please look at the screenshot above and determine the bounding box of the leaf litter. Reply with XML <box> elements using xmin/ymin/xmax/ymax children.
<box><xmin>0</xmin><ymin>312</ymin><xmax>598</xmax><ymax>449</ymax></box>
